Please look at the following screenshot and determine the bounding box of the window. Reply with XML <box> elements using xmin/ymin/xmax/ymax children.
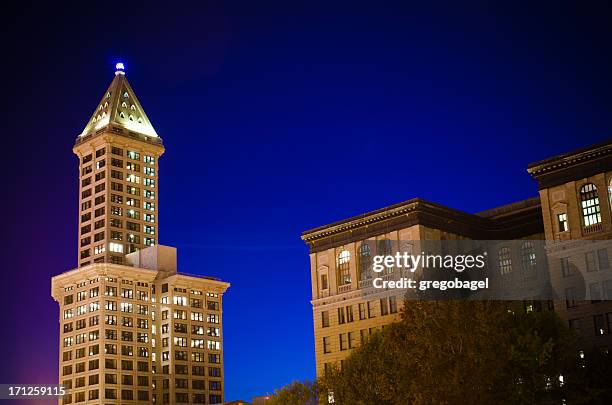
<box><xmin>320</xmin><ymin>274</ymin><xmax>328</xmax><ymax>290</ymax></box>
<box><xmin>603</xmin><ymin>280</ymin><xmax>612</xmax><ymax>300</ymax></box>
<box><xmin>594</xmin><ymin>314</ymin><xmax>606</xmax><ymax>336</ymax></box>
<box><xmin>339</xmin><ymin>333</ymin><xmax>347</xmax><ymax>351</ymax></box>
<box><xmin>322</xmin><ymin>311</ymin><xmax>330</xmax><ymax>328</ymax></box>
<box><xmin>359</xmin><ymin>303</ymin><xmax>366</xmax><ymax>320</ymax></box>
<box><xmin>590</xmin><ymin>283</ymin><xmax>602</xmax><ymax>303</ymax></box>
<box><xmin>109</xmin><ymin>242</ymin><xmax>123</xmax><ymax>253</ymax></box>
<box><xmin>337</xmin><ymin>250</ymin><xmax>351</xmax><ymax>286</ymax></box>
<box><xmin>367</xmin><ymin>301</ymin><xmax>375</xmax><ymax>318</ymax></box>
<box><xmin>557</xmin><ymin>213</ymin><xmax>569</xmax><ymax>232</ymax></box>
<box><xmin>337</xmin><ymin>307</ymin><xmax>345</xmax><ymax>325</ymax></box>
<box><xmin>580</xmin><ymin>183</ymin><xmax>602</xmax><ymax>227</ymax></box>
<box><xmin>561</xmin><ymin>257</ymin><xmax>572</xmax><ymax>277</ymax></box>
<box><xmin>498</xmin><ymin>247</ymin><xmax>512</xmax><ymax>274</ymax></box>
<box><xmin>380</xmin><ymin>298</ymin><xmax>389</xmax><ymax>316</ymax></box>
<box><xmin>565</xmin><ymin>287</ymin><xmax>578</xmax><ymax>309</ymax></box>
<box><xmin>586</xmin><ymin>251</ymin><xmax>597</xmax><ymax>272</ymax></box>
<box><xmin>359</xmin><ymin>243</ymin><xmax>372</xmax><ymax>281</ymax></box>
<box><xmin>389</xmin><ymin>296</ymin><xmax>398</xmax><ymax>313</ymax></box>
<box><xmin>520</xmin><ymin>242</ymin><xmax>537</xmax><ymax>272</ymax></box>
<box><xmin>598</xmin><ymin>249</ymin><xmax>610</xmax><ymax>270</ymax></box>
<box><xmin>323</xmin><ymin>337</ymin><xmax>331</xmax><ymax>354</ymax></box>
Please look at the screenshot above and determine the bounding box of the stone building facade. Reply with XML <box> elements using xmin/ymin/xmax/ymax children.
<box><xmin>303</xmin><ymin>140</ymin><xmax>612</xmax><ymax>378</ymax></box>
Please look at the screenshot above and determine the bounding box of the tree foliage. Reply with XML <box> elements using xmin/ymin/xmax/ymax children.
<box><xmin>267</xmin><ymin>380</ymin><xmax>319</xmax><ymax>405</ymax></box>
<box><xmin>320</xmin><ymin>301</ymin><xmax>612</xmax><ymax>405</ymax></box>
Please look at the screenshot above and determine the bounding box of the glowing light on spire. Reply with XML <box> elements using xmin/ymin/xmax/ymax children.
<box><xmin>115</xmin><ymin>62</ymin><xmax>125</xmax><ymax>75</ymax></box>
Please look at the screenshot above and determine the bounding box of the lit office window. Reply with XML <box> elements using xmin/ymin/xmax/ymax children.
<box><xmin>580</xmin><ymin>183</ymin><xmax>602</xmax><ymax>227</ymax></box>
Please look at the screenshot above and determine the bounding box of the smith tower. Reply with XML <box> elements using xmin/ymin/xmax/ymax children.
<box><xmin>74</xmin><ymin>64</ymin><xmax>164</xmax><ymax>267</ymax></box>
<box><xmin>53</xmin><ymin>66</ymin><xmax>230</xmax><ymax>404</ymax></box>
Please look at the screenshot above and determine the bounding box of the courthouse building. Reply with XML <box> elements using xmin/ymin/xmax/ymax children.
<box><xmin>302</xmin><ymin>140</ymin><xmax>612</xmax><ymax>377</ymax></box>
<box><xmin>52</xmin><ymin>65</ymin><xmax>230</xmax><ymax>404</ymax></box>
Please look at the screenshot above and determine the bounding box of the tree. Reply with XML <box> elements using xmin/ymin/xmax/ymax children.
<box><xmin>320</xmin><ymin>301</ymin><xmax>596</xmax><ymax>405</ymax></box>
<box><xmin>267</xmin><ymin>380</ymin><xmax>319</xmax><ymax>405</ymax></box>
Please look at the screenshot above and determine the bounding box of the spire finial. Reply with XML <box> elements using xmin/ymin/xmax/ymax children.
<box><xmin>115</xmin><ymin>62</ymin><xmax>125</xmax><ymax>76</ymax></box>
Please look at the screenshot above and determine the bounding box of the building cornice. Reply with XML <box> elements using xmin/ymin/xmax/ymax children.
<box><xmin>527</xmin><ymin>140</ymin><xmax>612</xmax><ymax>189</ymax></box>
<box><xmin>301</xmin><ymin>197</ymin><xmax>543</xmax><ymax>253</ymax></box>
<box><xmin>74</xmin><ymin>125</ymin><xmax>165</xmax><ymax>151</ymax></box>
<box><xmin>51</xmin><ymin>263</ymin><xmax>158</xmax><ymax>301</ymax></box>
<box><xmin>162</xmin><ymin>273</ymin><xmax>231</xmax><ymax>294</ymax></box>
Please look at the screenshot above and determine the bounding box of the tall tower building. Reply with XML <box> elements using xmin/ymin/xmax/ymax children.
<box><xmin>74</xmin><ymin>63</ymin><xmax>164</xmax><ymax>267</ymax></box>
<box><xmin>53</xmin><ymin>66</ymin><xmax>230</xmax><ymax>404</ymax></box>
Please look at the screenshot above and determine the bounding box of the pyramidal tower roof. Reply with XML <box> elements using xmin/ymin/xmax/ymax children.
<box><xmin>78</xmin><ymin>64</ymin><xmax>159</xmax><ymax>140</ymax></box>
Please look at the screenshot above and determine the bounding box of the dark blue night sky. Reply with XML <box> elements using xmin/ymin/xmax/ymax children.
<box><xmin>2</xmin><ymin>1</ymin><xmax>612</xmax><ymax>401</ymax></box>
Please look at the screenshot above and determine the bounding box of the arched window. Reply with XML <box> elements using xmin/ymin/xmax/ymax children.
<box><xmin>608</xmin><ymin>178</ymin><xmax>612</xmax><ymax>214</ymax></box>
<box><xmin>358</xmin><ymin>243</ymin><xmax>372</xmax><ymax>281</ymax></box>
<box><xmin>123</xmin><ymin>91</ymin><xmax>129</xmax><ymax>98</ymax></box>
<box><xmin>377</xmin><ymin>239</ymin><xmax>392</xmax><ymax>256</ymax></box>
<box><xmin>377</xmin><ymin>239</ymin><xmax>393</xmax><ymax>274</ymax></box>
<box><xmin>520</xmin><ymin>241</ymin><xmax>536</xmax><ymax>272</ymax></box>
<box><xmin>337</xmin><ymin>250</ymin><xmax>351</xmax><ymax>286</ymax></box>
<box><xmin>580</xmin><ymin>183</ymin><xmax>601</xmax><ymax>227</ymax></box>
<box><xmin>498</xmin><ymin>247</ymin><xmax>512</xmax><ymax>275</ymax></box>
<box><xmin>121</xmin><ymin>101</ymin><xmax>128</xmax><ymax>108</ymax></box>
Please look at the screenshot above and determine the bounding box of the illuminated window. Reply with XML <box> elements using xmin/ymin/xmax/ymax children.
<box><xmin>520</xmin><ymin>242</ymin><xmax>537</xmax><ymax>271</ymax></box>
<box><xmin>109</xmin><ymin>242</ymin><xmax>123</xmax><ymax>253</ymax></box>
<box><xmin>337</xmin><ymin>250</ymin><xmax>351</xmax><ymax>286</ymax></box>
<box><xmin>557</xmin><ymin>213</ymin><xmax>569</xmax><ymax>232</ymax></box>
<box><xmin>498</xmin><ymin>247</ymin><xmax>512</xmax><ymax>274</ymax></box>
<box><xmin>126</xmin><ymin>174</ymin><xmax>140</xmax><ymax>183</ymax></box>
<box><xmin>580</xmin><ymin>184</ymin><xmax>602</xmax><ymax>227</ymax></box>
